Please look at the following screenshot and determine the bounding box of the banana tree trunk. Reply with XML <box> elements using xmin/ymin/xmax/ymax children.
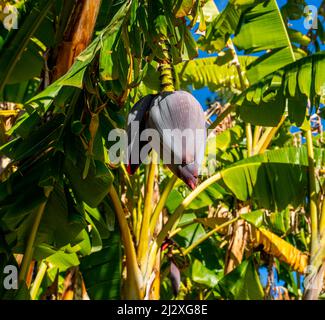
<box><xmin>53</xmin><ymin>0</ymin><xmax>101</xmax><ymax>80</ymax></box>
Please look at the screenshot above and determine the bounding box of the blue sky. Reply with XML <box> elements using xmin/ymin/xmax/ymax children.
<box><xmin>192</xmin><ymin>0</ymin><xmax>325</xmax><ymax>108</ymax></box>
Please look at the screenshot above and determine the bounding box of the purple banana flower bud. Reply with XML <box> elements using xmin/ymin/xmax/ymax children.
<box><xmin>170</xmin><ymin>261</ymin><xmax>181</xmax><ymax>297</ymax></box>
<box><xmin>127</xmin><ymin>90</ymin><xmax>206</xmax><ymax>189</ymax></box>
<box><xmin>126</xmin><ymin>94</ymin><xmax>157</xmax><ymax>175</ymax></box>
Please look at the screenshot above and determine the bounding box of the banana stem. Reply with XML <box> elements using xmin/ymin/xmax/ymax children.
<box><xmin>0</xmin><ymin>117</ymin><xmax>7</xmax><ymax>147</ymax></box>
<box><xmin>137</xmin><ymin>151</ymin><xmax>157</xmax><ymax>271</ymax></box>
<box><xmin>136</xmin><ymin>188</ymin><xmax>143</xmax><ymax>244</ymax></box>
<box><xmin>109</xmin><ymin>185</ymin><xmax>143</xmax><ymax>299</ymax></box>
<box><xmin>245</xmin><ymin>123</ymin><xmax>253</xmax><ymax>157</ymax></box>
<box><xmin>252</xmin><ymin>126</ymin><xmax>262</xmax><ymax>154</ymax></box>
<box><xmin>30</xmin><ymin>261</ymin><xmax>48</xmax><ymax>300</ymax></box>
<box><xmin>182</xmin><ymin>217</ymin><xmax>239</xmax><ymax>256</ymax></box>
<box><xmin>255</xmin><ymin>127</ymin><xmax>273</xmax><ymax>152</ymax></box>
<box><xmin>159</xmin><ymin>41</ymin><xmax>175</xmax><ymax>92</ymax></box>
<box><xmin>121</xmin><ymin>163</ymin><xmax>132</xmax><ymax>190</ymax></box>
<box><xmin>149</xmin><ymin>175</ymin><xmax>178</xmax><ymax>235</ymax></box>
<box><xmin>255</xmin><ymin>115</ymin><xmax>287</xmax><ymax>154</ymax></box>
<box><xmin>305</xmin><ymin>129</ymin><xmax>319</xmax><ymax>258</ymax></box>
<box><xmin>19</xmin><ymin>187</ymin><xmax>52</xmax><ymax>285</ymax></box>
<box><xmin>132</xmin><ymin>206</ymin><xmax>138</xmax><ymax>243</ymax></box>
<box><xmin>320</xmin><ymin>196</ymin><xmax>325</xmax><ymax>237</ymax></box>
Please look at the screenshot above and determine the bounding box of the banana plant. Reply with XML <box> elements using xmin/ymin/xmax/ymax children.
<box><xmin>0</xmin><ymin>0</ymin><xmax>324</xmax><ymax>300</ymax></box>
